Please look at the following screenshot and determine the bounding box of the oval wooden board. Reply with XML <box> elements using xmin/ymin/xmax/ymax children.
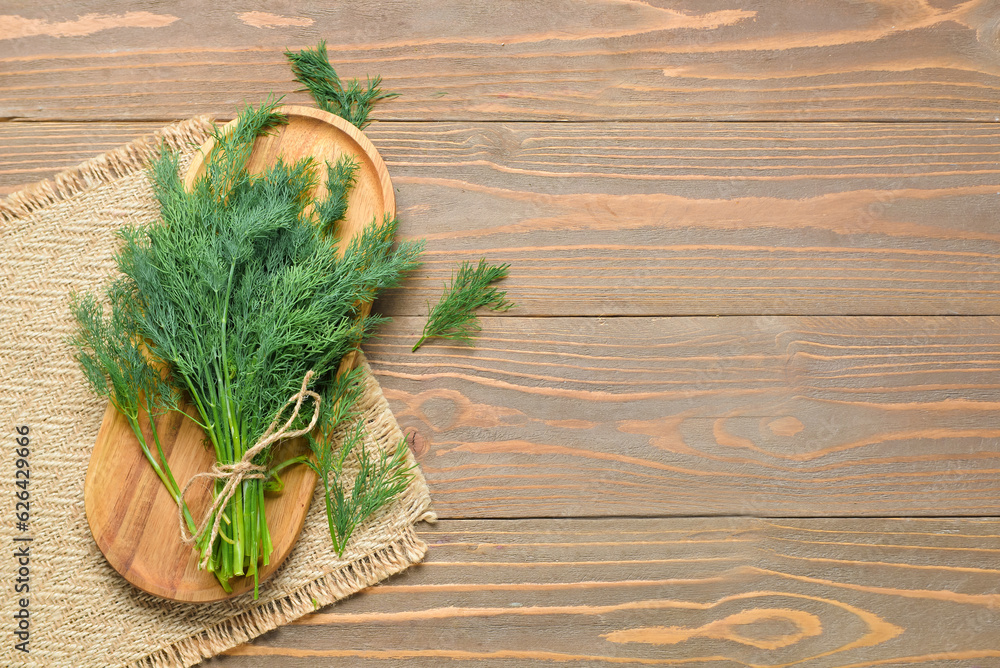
<box><xmin>84</xmin><ymin>105</ymin><xmax>395</xmax><ymax>603</ymax></box>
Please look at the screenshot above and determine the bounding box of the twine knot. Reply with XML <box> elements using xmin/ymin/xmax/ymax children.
<box><xmin>179</xmin><ymin>370</ymin><xmax>321</xmax><ymax>569</ymax></box>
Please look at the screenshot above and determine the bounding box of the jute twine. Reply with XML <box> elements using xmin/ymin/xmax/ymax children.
<box><xmin>179</xmin><ymin>370</ymin><xmax>321</xmax><ymax>568</ymax></box>
<box><xmin>0</xmin><ymin>117</ymin><xmax>435</xmax><ymax>668</ymax></box>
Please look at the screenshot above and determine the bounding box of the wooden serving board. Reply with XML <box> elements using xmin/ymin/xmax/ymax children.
<box><xmin>84</xmin><ymin>106</ymin><xmax>395</xmax><ymax>603</ymax></box>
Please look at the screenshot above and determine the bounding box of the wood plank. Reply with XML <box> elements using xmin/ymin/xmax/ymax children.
<box><xmin>3</xmin><ymin>1</ymin><xmax>1000</xmax><ymax>122</ymax></box>
<box><xmin>0</xmin><ymin>121</ymin><xmax>155</xmax><ymax>195</ymax></box>
<box><xmin>366</xmin><ymin>315</ymin><xmax>1000</xmax><ymax>518</ymax></box>
<box><xmin>374</xmin><ymin>121</ymin><xmax>1000</xmax><ymax>317</ymax></box>
<box><xmin>5</xmin><ymin>121</ymin><xmax>1000</xmax><ymax>315</ymax></box>
<box><xmin>212</xmin><ymin>517</ymin><xmax>1000</xmax><ymax>666</ymax></box>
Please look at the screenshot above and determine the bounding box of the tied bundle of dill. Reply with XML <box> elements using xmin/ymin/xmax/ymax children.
<box><xmin>71</xmin><ymin>98</ymin><xmax>422</xmax><ymax>596</ymax></box>
<box><xmin>73</xmin><ymin>43</ymin><xmax>516</xmax><ymax>598</ymax></box>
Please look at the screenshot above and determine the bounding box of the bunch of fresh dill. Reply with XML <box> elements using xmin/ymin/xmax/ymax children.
<box><xmin>73</xmin><ymin>43</ymin><xmax>516</xmax><ymax>597</ymax></box>
<box><xmin>71</xmin><ymin>98</ymin><xmax>422</xmax><ymax>595</ymax></box>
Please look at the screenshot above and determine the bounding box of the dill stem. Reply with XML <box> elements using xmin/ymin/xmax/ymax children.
<box><xmin>269</xmin><ymin>454</ymin><xmax>311</xmax><ymax>477</ymax></box>
<box><xmin>243</xmin><ymin>482</ymin><xmax>254</xmax><ymax>579</ymax></box>
<box><xmin>125</xmin><ymin>415</ymin><xmax>177</xmax><ymax>506</ymax></box>
<box><xmin>259</xmin><ymin>487</ymin><xmax>271</xmax><ymax>563</ymax></box>
<box><xmin>411</xmin><ymin>335</ymin><xmax>428</xmax><ymax>352</ymax></box>
<box><xmin>170</xmin><ymin>405</ymin><xmax>209</xmax><ymax>431</ymax></box>
<box><xmin>148</xmin><ymin>410</ymin><xmax>197</xmax><ymax>534</ymax></box>
<box><xmin>220</xmin><ymin>263</ymin><xmax>238</xmax><ymax>453</ymax></box>
<box><xmin>147</xmin><ymin>411</ymin><xmax>178</xmax><ymax>493</ymax></box>
<box><xmin>200</xmin><ymin>369</ymin><xmax>232</xmax><ymax>577</ymax></box>
<box><xmin>322</xmin><ymin>478</ymin><xmax>341</xmax><ymax>556</ymax></box>
<box><xmin>216</xmin><ymin>261</ymin><xmax>249</xmax><ymax>577</ymax></box>
<box><xmin>253</xmin><ymin>497</ymin><xmax>263</xmax><ymax>599</ymax></box>
<box><xmin>232</xmin><ymin>451</ymin><xmax>245</xmax><ymax>575</ymax></box>
<box><xmin>182</xmin><ymin>377</ymin><xmax>221</xmax><ymax>461</ymax></box>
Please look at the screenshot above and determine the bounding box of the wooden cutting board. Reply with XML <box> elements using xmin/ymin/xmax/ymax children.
<box><xmin>84</xmin><ymin>105</ymin><xmax>395</xmax><ymax>602</ymax></box>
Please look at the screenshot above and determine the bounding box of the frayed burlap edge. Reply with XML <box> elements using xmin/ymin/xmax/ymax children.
<box><xmin>134</xmin><ymin>524</ymin><xmax>432</xmax><ymax>668</ymax></box>
<box><xmin>1</xmin><ymin>118</ymin><xmax>437</xmax><ymax>668</ymax></box>
<box><xmin>0</xmin><ymin>115</ymin><xmax>217</xmax><ymax>223</ymax></box>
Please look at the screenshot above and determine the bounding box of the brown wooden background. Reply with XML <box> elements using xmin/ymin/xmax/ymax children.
<box><xmin>4</xmin><ymin>1</ymin><xmax>1000</xmax><ymax>665</ymax></box>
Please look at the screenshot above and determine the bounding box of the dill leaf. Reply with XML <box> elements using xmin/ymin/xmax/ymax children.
<box><xmin>413</xmin><ymin>259</ymin><xmax>514</xmax><ymax>352</ymax></box>
<box><xmin>284</xmin><ymin>41</ymin><xmax>397</xmax><ymax>129</ymax></box>
<box><xmin>315</xmin><ymin>154</ymin><xmax>359</xmax><ymax>236</ymax></box>
<box><xmin>306</xmin><ymin>369</ymin><xmax>414</xmax><ymax>557</ymax></box>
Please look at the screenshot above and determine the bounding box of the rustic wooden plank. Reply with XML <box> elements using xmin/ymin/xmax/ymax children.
<box><xmin>212</xmin><ymin>517</ymin><xmax>1000</xmax><ymax>667</ymax></box>
<box><xmin>373</xmin><ymin>121</ymin><xmax>1000</xmax><ymax>317</ymax></box>
<box><xmin>0</xmin><ymin>121</ymin><xmax>154</xmax><ymax>195</ymax></box>
<box><xmin>366</xmin><ymin>315</ymin><xmax>1000</xmax><ymax>518</ymax></box>
<box><xmin>5</xmin><ymin>120</ymin><xmax>1000</xmax><ymax>315</ymax></box>
<box><xmin>3</xmin><ymin>1</ymin><xmax>1000</xmax><ymax>122</ymax></box>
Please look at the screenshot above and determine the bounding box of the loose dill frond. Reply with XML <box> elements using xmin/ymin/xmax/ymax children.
<box><xmin>332</xmin><ymin>433</ymin><xmax>412</xmax><ymax>555</ymax></box>
<box><xmin>306</xmin><ymin>369</ymin><xmax>413</xmax><ymax>557</ymax></box>
<box><xmin>413</xmin><ymin>259</ymin><xmax>514</xmax><ymax>351</ymax></box>
<box><xmin>285</xmin><ymin>41</ymin><xmax>397</xmax><ymax>129</ymax></box>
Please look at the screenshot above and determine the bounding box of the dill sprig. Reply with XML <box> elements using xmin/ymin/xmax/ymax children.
<box><xmin>306</xmin><ymin>368</ymin><xmax>414</xmax><ymax>557</ymax></box>
<box><xmin>71</xmin><ymin>98</ymin><xmax>422</xmax><ymax>596</ymax></box>
<box><xmin>285</xmin><ymin>41</ymin><xmax>397</xmax><ymax>129</ymax></box>
<box><xmin>413</xmin><ymin>259</ymin><xmax>514</xmax><ymax>352</ymax></box>
<box><xmin>315</xmin><ymin>154</ymin><xmax>359</xmax><ymax>236</ymax></box>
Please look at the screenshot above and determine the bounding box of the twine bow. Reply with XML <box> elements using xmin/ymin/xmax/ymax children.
<box><xmin>179</xmin><ymin>370</ymin><xmax>321</xmax><ymax>569</ymax></box>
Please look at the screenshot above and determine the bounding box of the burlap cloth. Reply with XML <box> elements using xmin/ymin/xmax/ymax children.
<box><xmin>0</xmin><ymin>117</ymin><xmax>436</xmax><ymax>667</ymax></box>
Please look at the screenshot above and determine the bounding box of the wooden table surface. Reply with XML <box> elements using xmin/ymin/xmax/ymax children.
<box><xmin>4</xmin><ymin>1</ymin><xmax>1000</xmax><ymax>665</ymax></box>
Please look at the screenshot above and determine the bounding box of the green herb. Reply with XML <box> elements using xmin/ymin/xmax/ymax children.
<box><xmin>73</xmin><ymin>45</ymin><xmax>514</xmax><ymax>598</ymax></box>
<box><xmin>69</xmin><ymin>289</ymin><xmax>197</xmax><ymax>536</ymax></box>
<box><xmin>285</xmin><ymin>41</ymin><xmax>397</xmax><ymax>129</ymax></box>
<box><xmin>413</xmin><ymin>259</ymin><xmax>514</xmax><ymax>351</ymax></box>
<box><xmin>316</xmin><ymin>154</ymin><xmax>358</xmax><ymax>236</ymax></box>
<box><xmin>71</xmin><ymin>98</ymin><xmax>422</xmax><ymax>596</ymax></box>
<box><xmin>305</xmin><ymin>368</ymin><xmax>414</xmax><ymax>556</ymax></box>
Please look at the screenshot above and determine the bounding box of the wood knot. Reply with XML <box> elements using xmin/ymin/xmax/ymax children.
<box><xmin>404</xmin><ymin>428</ymin><xmax>430</xmax><ymax>459</ymax></box>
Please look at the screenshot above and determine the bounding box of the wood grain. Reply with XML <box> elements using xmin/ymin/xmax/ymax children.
<box><xmin>83</xmin><ymin>106</ymin><xmax>395</xmax><ymax>602</ymax></box>
<box><xmin>6</xmin><ymin>2</ymin><xmax>1000</xmax><ymax>661</ymax></box>
<box><xmin>366</xmin><ymin>315</ymin><xmax>1000</xmax><ymax>518</ymax></box>
<box><xmin>204</xmin><ymin>517</ymin><xmax>1000</xmax><ymax>666</ymax></box>
<box><xmin>3</xmin><ymin>1</ymin><xmax>1000</xmax><ymax>122</ymax></box>
<box><xmin>5</xmin><ymin>120</ymin><xmax>1000</xmax><ymax>315</ymax></box>
<box><xmin>372</xmin><ymin>121</ymin><xmax>1000</xmax><ymax>317</ymax></box>
<box><xmin>0</xmin><ymin>121</ymin><xmax>154</xmax><ymax>195</ymax></box>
